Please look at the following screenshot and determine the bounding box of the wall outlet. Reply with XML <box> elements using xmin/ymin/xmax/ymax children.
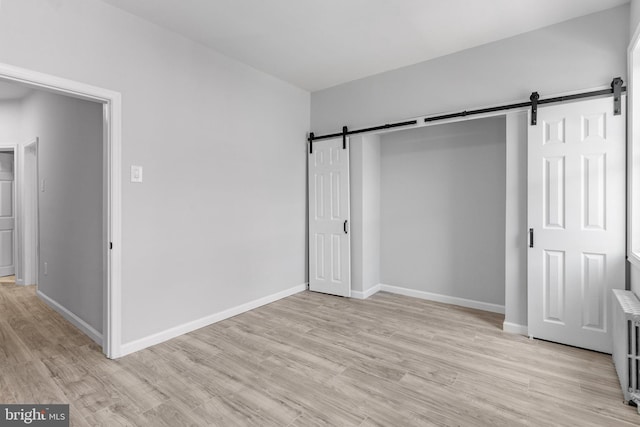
<box><xmin>131</xmin><ymin>165</ymin><xmax>143</xmax><ymax>183</ymax></box>
<box><xmin>43</xmin><ymin>262</ymin><xmax>48</xmax><ymax>276</ymax></box>
<box><xmin>40</xmin><ymin>179</ymin><xmax>45</xmax><ymax>192</ymax></box>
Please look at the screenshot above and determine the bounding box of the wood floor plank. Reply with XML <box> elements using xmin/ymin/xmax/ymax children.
<box><xmin>0</xmin><ymin>318</ymin><xmax>35</xmax><ymax>366</ymax></box>
<box><xmin>83</xmin><ymin>402</ymin><xmax>150</xmax><ymax>427</ymax></box>
<box><xmin>5</xmin><ymin>360</ymin><xmax>70</xmax><ymax>404</ymax></box>
<box><xmin>0</xmin><ymin>284</ymin><xmax>638</xmax><ymax>426</ymax></box>
<box><xmin>142</xmin><ymin>399</ymin><xmax>209</xmax><ymax>427</ymax></box>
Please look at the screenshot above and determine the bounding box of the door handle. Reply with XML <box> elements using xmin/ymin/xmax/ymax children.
<box><xmin>344</xmin><ymin>220</ymin><xmax>348</xmax><ymax>234</ymax></box>
<box><xmin>529</xmin><ymin>228</ymin><xmax>534</xmax><ymax>248</ymax></box>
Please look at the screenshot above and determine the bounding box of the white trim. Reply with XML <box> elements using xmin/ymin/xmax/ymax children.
<box><xmin>629</xmin><ymin>21</ymin><xmax>640</xmax><ymax>263</ymax></box>
<box><xmin>380</xmin><ymin>284</ymin><xmax>505</xmax><ymax>314</ymax></box>
<box><xmin>351</xmin><ymin>284</ymin><xmax>381</xmax><ymax>300</ymax></box>
<box><xmin>631</xmin><ymin>13</ymin><xmax>640</xmax><ymax>54</ymax></box>
<box><xmin>17</xmin><ymin>139</ymin><xmax>38</xmax><ymax>287</ymax></box>
<box><xmin>105</xmin><ymin>93</ymin><xmax>123</xmax><ymax>359</ymax></box>
<box><xmin>27</xmin><ymin>139</ymin><xmax>38</xmax><ymax>287</ymax></box>
<box><xmin>628</xmin><ymin>254</ymin><xmax>640</xmax><ymax>271</ymax></box>
<box><xmin>0</xmin><ymin>143</ymin><xmax>18</xmax><ymax>283</ymax></box>
<box><xmin>119</xmin><ymin>283</ymin><xmax>308</xmax><ymax>357</ymax></box>
<box><xmin>37</xmin><ymin>290</ymin><xmax>103</xmax><ymax>345</ymax></box>
<box><xmin>502</xmin><ymin>321</ymin><xmax>528</xmax><ymax>335</ymax></box>
<box><xmin>0</xmin><ymin>62</ymin><xmax>123</xmax><ymax>359</ymax></box>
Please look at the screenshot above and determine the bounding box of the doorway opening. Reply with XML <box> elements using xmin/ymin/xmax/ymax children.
<box><xmin>340</xmin><ymin>116</ymin><xmax>508</xmax><ymax>310</ymax></box>
<box><xmin>0</xmin><ymin>82</ymin><xmax>105</xmax><ymax>345</ymax></box>
<box><xmin>0</xmin><ymin>147</ymin><xmax>16</xmax><ymax>282</ymax></box>
<box><xmin>0</xmin><ymin>63</ymin><xmax>122</xmax><ymax>358</ymax></box>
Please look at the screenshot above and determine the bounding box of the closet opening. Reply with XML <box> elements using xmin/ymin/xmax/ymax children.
<box><xmin>349</xmin><ymin>116</ymin><xmax>508</xmax><ymax>314</ymax></box>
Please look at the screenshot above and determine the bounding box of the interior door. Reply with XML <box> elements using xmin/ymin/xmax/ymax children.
<box><xmin>528</xmin><ymin>96</ymin><xmax>625</xmax><ymax>353</ymax></box>
<box><xmin>0</xmin><ymin>152</ymin><xmax>15</xmax><ymax>277</ymax></box>
<box><xmin>308</xmin><ymin>137</ymin><xmax>351</xmax><ymax>297</ymax></box>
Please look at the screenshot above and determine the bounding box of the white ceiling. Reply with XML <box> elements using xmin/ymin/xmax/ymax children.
<box><xmin>101</xmin><ymin>0</ymin><xmax>629</xmax><ymax>91</ymax></box>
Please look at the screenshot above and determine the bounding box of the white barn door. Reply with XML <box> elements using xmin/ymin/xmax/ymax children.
<box><xmin>308</xmin><ymin>137</ymin><xmax>351</xmax><ymax>297</ymax></box>
<box><xmin>0</xmin><ymin>152</ymin><xmax>15</xmax><ymax>277</ymax></box>
<box><xmin>528</xmin><ymin>96</ymin><xmax>625</xmax><ymax>353</ymax></box>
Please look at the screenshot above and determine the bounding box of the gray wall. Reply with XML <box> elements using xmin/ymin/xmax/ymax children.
<box><xmin>504</xmin><ymin>112</ymin><xmax>528</xmax><ymax>328</ymax></box>
<box><xmin>361</xmin><ymin>136</ymin><xmax>381</xmax><ymax>293</ymax></box>
<box><xmin>350</xmin><ymin>134</ymin><xmax>381</xmax><ymax>295</ymax></box>
<box><xmin>0</xmin><ymin>0</ymin><xmax>309</xmax><ymax>345</ymax></box>
<box><xmin>21</xmin><ymin>91</ymin><xmax>104</xmax><ymax>334</ymax></box>
<box><xmin>311</xmin><ymin>5</ymin><xmax>629</xmax><ymax>134</ymax></box>
<box><xmin>380</xmin><ymin>117</ymin><xmax>506</xmax><ymax>306</ymax></box>
<box><xmin>0</xmin><ymin>100</ymin><xmax>22</xmax><ymax>143</ymax></box>
<box><xmin>632</xmin><ymin>0</ymin><xmax>640</xmax><ymax>38</ymax></box>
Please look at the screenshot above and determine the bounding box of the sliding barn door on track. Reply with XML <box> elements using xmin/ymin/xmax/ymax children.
<box><xmin>528</xmin><ymin>96</ymin><xmax>625</xmax><ymax>353</ymax></box>
<box><xmin>308</xmin><ymin>137</ymin><xmax>351</xmax><ymax>297</ymax></box>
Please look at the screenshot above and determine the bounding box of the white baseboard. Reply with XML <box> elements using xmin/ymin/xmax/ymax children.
<box><xmin>16</xmin><ymin>281</ymin><xmax>36</xmax><ymax>286</ymax></box>
<box><xmin>119</xmin><ymin>283</ymin><xmax>308</xmax><ymax>357</ymax></box>
<box><xmin>379</xmin><ymin>284</ymin><xmax>505</xmax><ymax>314</ymax></box>
<box><xmin>502</xmin><ymin>321</ymin><xmax>528</xmax><ymax>335</ymax></box>
<box><xmin>351</xmin><ymin>284</ymin><xmax>381</xmax><ymax>300</ymax></box>
<box><xmin>37</xmin><ymin>290</ymin><xmax>103</xmax><ymax>345</ymax></box>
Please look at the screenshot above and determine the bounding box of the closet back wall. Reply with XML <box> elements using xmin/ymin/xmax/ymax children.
<box><xmin>380</xmin><ymin>117</ymin><xmax>506</xmax><ymax>307</ymax></box>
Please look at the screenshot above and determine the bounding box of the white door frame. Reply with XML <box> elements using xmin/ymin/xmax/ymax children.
<box><xmin>0</xmin><ymin>63</ymin><xmax>122</xmax><ymax>359</ymax></box>
<box><xmin>0</xmin><ymin>145</ymin><xmax>17</xmax><ymax>280</ymax></box>
<box><xmin>22</xmin><ymin>139</ymin><xmax>38</xmax><ymax>287</ymax></box>
<box><xmin>627</xmin><ymin>25</ymin><xmax>640</xmax><ymax>267</ymax></box>
<box><xmin>0</xmin><ymin>141</ymin><xmax>36</xmax><ymax>287</ymax></box>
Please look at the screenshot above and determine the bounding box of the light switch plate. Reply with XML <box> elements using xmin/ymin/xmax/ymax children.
<box><xmin>131</xmin><ymin>165</ymin><xmax>143</xmax><ymax>183</ymax></box>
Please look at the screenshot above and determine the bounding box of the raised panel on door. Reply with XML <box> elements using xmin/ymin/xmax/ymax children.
<box><xmin>308</xmin><ymin>137</ymin><xmax>351</xmax><ymax>297</ymax></box>
<box><xmin>314</xmin><ymin>233</ymin><xmax>326</xmax><ymax>281</ymax></box>
<box><xmin>0</xmin><ymin>230</ymin><xmax>13</xmax><ymax>267</ymax></box>
<box><xmin>543</xmin><ymin>250</ymin><xmax>565</xmax><ymax>324</ymax></box>
<box><xmin>331</xmin><ymin>233</ymin><xmax>342</xmax><ymax>282</ymax></box>
<box><xmin>331</xmin><ymin>171</ymin><xmax>342</xmax><ymax>219</ymax></box>
<box><xmin>582</xmin><ymin>154</ymin><xmax>606</xmax><ymax>230</ymax></box>
<box><xmin>581</xmin><ymin>252</ymin><xmax>606</xmax><ymax>332</ymax></box>
<box><xmin>543</xmin><ymin>118</ymin><xmax>565</xmax><ymax>145</ymax></box>
<box><xmin>0</xmin><ymin>181</ymin><xmax>12</xmax><ymax>218</ymax></box>
<box><xmin>543</xmin><ymin>156</ymin><xmax>565</xmax><ymax>229</ymax></box>
<box><xmin>528</xmin><ymin>96</ymin><xmax>625</xmax><ymax>354</ymax></box>
<box><xmin>314</xmin><ymin>173</ymin><xmax>326</xmax><ymax>220</ymax></box>
<box><xmin>580</xmin><ymin>113</ymin><xmax>606</xmax><ymax>143</ymax></box>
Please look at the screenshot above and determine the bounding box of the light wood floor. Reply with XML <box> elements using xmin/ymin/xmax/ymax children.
<box><xmin>0</xmin><ymin>275</ymin><xmax>15</xmax><ymax>284</ymax></box>
<box><xmin>0</xmin><ymin>283</ymin><xmax>638</xmax><ymax>426</ymax></box>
